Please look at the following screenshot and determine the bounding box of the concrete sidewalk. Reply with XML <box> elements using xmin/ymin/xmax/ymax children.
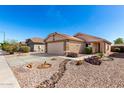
<box><xmin>0</xmin><ymin>50</ymin><xmax>20</xmax><ymax>88</ymax></box>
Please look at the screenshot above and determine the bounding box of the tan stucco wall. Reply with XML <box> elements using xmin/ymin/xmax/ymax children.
<box><xmin>104</xmin><ymin>43</ymin><xmax>111</xmax><ymax>55</ymax></box>
<box><xmin>91</xmin><ymin>42</ymin><xmax>111</xmax><ymax>55</ymax></box>
<box><xmin>66</xmin><ymin>41</ymin><xmax>84</xmax><ymax>53</ymax></box>
<box><xmin>91</xmin><ymin>43</ymin><xmax>99</xmax><ymax>53</ymax></box>
<box><xmin>100</xmin><ymin>42</ymin><xmax>111</xmax><ymax>55</ymax></box>
<box><xmin>34</xmin><ymin>44</ymin><xmax>45</xmax><ymax>53</ymax></box>
<box><xmin>46</xmin><ymin>34</ymin><xmax>65</xmax><ymax>42</ymax></box>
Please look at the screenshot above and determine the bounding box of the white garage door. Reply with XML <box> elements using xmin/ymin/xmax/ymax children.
<box><xmin>47</xmin><ymin>42</ymin><xmax>64</xmax><ymax>55</ymax></box>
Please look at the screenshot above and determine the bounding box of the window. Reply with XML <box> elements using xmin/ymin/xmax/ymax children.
<box><xmin>86</xmin><ymin>43</ymin><xmax>91</xmax><ymax>47</ymax></box>
<box><xmin>86</xmin><ymin>44</ymin><xmax>88</xmax><ymax>47</ymax></box>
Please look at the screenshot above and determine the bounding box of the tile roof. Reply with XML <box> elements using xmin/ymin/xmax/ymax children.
<box><xmin>46</xmin><ymin>32</ymin><xmax>83</xmax><ymax>42</ymax></box>
<box><xmin>26</xmin><ymin>37</ymin><xmax>44</xmax><ymax>43</ymax></box>
<box><xmin>74</xmin><ymin>33</ymin><xmax>111</xmax><ymax>44</ymax></box>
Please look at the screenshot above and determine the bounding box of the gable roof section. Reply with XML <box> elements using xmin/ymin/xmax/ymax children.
<box><xmin>26</xmin><ymin>37</ymin><xmax>44</xmax><ymax>43</ymax></box>
<box><xmin>74</xmin><ymin>33</ymin><xmax>111</xmax><ymax>44</ymax></box>
<box><xmin>45</xmin><ymin>32</ymin><xmax>83</xmax><ymax>42</ymax></box>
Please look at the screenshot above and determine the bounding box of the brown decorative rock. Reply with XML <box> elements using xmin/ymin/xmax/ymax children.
<box><xmin>84</xmin><ymin>56</ymin><xmax>102</xmax><ymax>65</ymax></box>
<box><xmin>26</xmin><ymin>63</ymin><xmax>32</xmax><ymax>69</ymax></box>
<box><xmin>36</xmin><ymin>60</ymin><xmax>68</xmax><ymax>88</ymax></box>
<box><xmin>75</xmin><ymin>60</ymin><xmax>83</xmax><ymax>65</ymax></box>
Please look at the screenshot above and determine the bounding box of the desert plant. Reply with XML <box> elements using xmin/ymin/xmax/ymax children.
<box><xmin>19</xmin><ymin>46</ymin><xmax>30</xmax><ymax>53</ymax></box>
<box><xmin>1</xmin><ymin>39</ymin><xmax>19</xmax><ymax>54</ymax></box>
<box><xmin>37</xmin><ymin>61</ymin><xmax>52</xmax><ymax>69</ymax></box>
<box><xmin>84</xmin><ymin>47</ymin><xmax>92</xmax><ymax>54</ymax></box>
<box><xmin>5</xmin><ymin>45</ymin><xmax>14</xmax><ymax>54</ymax></box>
<box><xmin>97</xmin><ymin>52</ymin><xmax>104</xmax><ymax>58</ymax></box>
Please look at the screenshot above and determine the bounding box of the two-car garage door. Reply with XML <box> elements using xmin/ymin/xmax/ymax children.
<box><xmin>47</xmin><ymin>42</ymin><xmax>64</xmax><ymax>55</ymax></box>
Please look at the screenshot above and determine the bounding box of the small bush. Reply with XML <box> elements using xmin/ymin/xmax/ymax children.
<box><xmin>84</xmin><ymin>47</ymin><xmax>92</xmax><ymax>54</ymax></box>
<box><xmin>3</xmin><ymin>45</ymin><xmax>14</xmax><ymax>54</ymax></box>
<box><xmin>97</xmin><ymin>52</ymin><xmax>104</xmax><ymax>58</ymax></box>
<box><xmin>19</xmin><ymin>46</ymin><xmax>30</xmax><ymax>53</ymax></box>
<box><xmin>66</xmin><ymin>52</ymin><xmax>78</xmax><ymax>58</ymax></box>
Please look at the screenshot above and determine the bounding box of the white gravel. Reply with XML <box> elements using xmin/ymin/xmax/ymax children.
<box><xmin>55</xmin><ymin>57</ymin><xmax>124</xmax><ymax>88</ymax></box>
<box><xmin>6</xmin><ymin>53</ymin><xmax>124</xmax><ymax>88</ymax></box>
<box><xmin>6</xmin><ymin>55</ymin><xmax>65</xmax><ymax>88</ymax></box>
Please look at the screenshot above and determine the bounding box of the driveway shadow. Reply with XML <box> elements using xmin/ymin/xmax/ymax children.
<box><xmin>109</xmin><ymin>52</ymin><xmax>124</xmax><ymax>58</ymax></box>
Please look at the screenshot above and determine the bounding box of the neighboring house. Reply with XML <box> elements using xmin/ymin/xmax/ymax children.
<box><xmin>26</xmin><ymin>37</ymin><xmax>45</xmax><ymax>53</ymax></box>
<box><xmin>19</xmin><ymin>41</ymin><xmax>27</xmax><ymax>46</ymax></box>
<box><xmin>45</xmin><ymin>32</ymin><xmax>84</xmax><ymax>55</ymax></box>
<box><xmin>74</xmin><ymin>33</ymin><xmax>111</xmax><ymax>55</ymax></box>
<box><xmin>111</xmin><ymin>44</ymin><xmax>124</xmax><ymax>52</ymax></box>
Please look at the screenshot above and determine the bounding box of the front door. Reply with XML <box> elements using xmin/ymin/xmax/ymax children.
<box><xmin>98</xmin><ymin>43</ymin><xmax>100</xmax><ymax>52</ymax></box>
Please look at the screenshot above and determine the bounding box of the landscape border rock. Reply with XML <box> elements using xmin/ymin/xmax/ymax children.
<box><xmin>84</xmin><ymin>56</ymin><xmax>102</xmax><ymax>65</ymax></box>
<box><xmin>36</xmin><ymin>59</ymin><xmax>69</xmax><ymax>88</ymax></box>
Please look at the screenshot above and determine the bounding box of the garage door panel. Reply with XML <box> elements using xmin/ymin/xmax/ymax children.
<box><xmin>47</xmin><ymin>42</ymin><xmax>64</xmax><ymax>55</ymax></box>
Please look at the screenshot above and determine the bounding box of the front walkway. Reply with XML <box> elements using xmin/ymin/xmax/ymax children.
<box><xmin>0</xmin><ymin>50</ymin><xmax>20</xmax><ymax>88</ymax></box>
<box><xmin>59</xmin><ymin>54</ymin><xmax>94</xmax><ymax>61</ymax></box>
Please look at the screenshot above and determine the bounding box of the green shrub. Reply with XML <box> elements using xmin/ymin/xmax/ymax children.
<box><xmin>19</xmin><ymin>46</ymin><xmax>30</xmax><ymax>53</ymax></box>
<box><xmin>12</xmin><ymin>45</ymin><xmax>18</xmax><ymax>52</ymax></box>
<box><xmin>4</xmin><ymin>45</ymin><xmax>14</xmax><ymax>54</ymax></box>
<box><xmin>97</xmin><ymin>52</ymin><xmax>104</xmax><ymax>58</ymax></box>
<box><xmin>84</xmin><ymin>47</ymin><xmax>92</xmax><ymax>54</ymax></box>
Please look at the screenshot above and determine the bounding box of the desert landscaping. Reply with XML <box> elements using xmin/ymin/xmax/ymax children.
<box><xmin>4</xmin><ymin>53</ymin><xmax>124</xmax><ymax>88</ymax></box>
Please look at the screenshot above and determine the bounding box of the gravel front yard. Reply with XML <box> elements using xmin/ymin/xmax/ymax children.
<box><xmin>5</xmin><ymin>55</ymin><xmax>65</xmax><ymax>88</ymax></box>
<box><xmin>5</xmin><ymin>53</ymin><xmax>124</xmax><ymax>88</ymax></box>
<box><xmin>55</xmin><ymin>57</ymin><xmax>124</xmax><ymax>88</ymax></box>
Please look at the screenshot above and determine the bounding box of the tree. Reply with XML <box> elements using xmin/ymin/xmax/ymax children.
<box><xmin>114</xmin><ymin>38</ymin><xmax>124</xmax><ymax>44</ymax></box>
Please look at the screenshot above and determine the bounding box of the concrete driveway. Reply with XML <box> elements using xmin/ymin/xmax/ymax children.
<box><xmin>0</xmin><ymin>50</ymin><xmax>20</xmax><ymax>88</ymax></box>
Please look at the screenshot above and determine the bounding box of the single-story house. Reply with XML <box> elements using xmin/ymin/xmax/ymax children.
<box><xmin>19</xmin><ymin>41</ymin><xmax>27</xmax><ymax>46</ymax></box>
<box><xmin>45</xmin><ymin>32</ymin><xmax>84</xmax><ymax>55</ymax></box>
<box><xmin>45</xmin><ymin>32</ymin><xmax>111</xmax><ymax>55</ymax></box>
<box><xmin>26</xmin><ymin>37</ymin><xmax>45</xmax><ymax>53</ymax></box>
<box><xmin>74</xmin><ymin>33</ymin><xmax>112</xmax><ymax>55</ymax></box>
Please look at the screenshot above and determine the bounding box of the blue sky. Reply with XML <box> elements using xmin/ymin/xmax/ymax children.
<box><xmin>0</xmin><ymin>5</ymin><xmax>124</xmax><ymax>43</ymax></box>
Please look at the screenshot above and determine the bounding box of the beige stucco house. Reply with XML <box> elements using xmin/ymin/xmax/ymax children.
<box><xmin>74</xmin><ymin>33</ymin><xmax>111</xmax><ymax>55</ymax></box>
<box><xmin>45</xmin><ymin>32</ymin><xmax>111</xmax><ymax>55</ymax></box>
<box><xmin>26</xmin><ymin>37</ymin><xmax>45</xmax><ymax>53</ymax></box>
<box><xmin>45</xmin><ymin>32</ymin><xmax>84</xmax><ymax>55</ymax></box>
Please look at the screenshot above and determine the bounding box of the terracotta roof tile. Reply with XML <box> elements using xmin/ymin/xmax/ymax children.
<box><xmin>46</xmin><ymin>32</ymin><xmax>83</xmax><ymax>42</ymax></box>
<box><xmin>74</xmin><ymin>33</ymin><xmax>111</xmax><ymax>44</ymax></box>
<box><xmin>26</xmin><ymin>37</ymin><xmax>44</xmax><ymax>43</ymax></box>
